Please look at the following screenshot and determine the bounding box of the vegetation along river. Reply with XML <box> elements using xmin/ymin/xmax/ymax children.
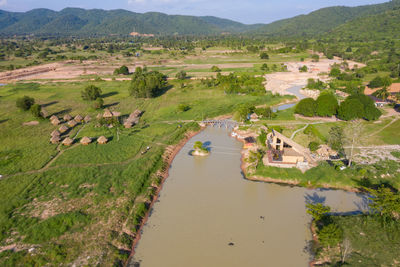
<box><xmin>130</xmin><ymin>127</ymin><xmax>368</xmax><ymax>267</ymax></box>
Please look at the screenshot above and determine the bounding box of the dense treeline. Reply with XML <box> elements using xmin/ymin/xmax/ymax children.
<box><xmin>128</xmin><ymin>67</ymin><xmax>167</xmax><ymax>98</ymax></box>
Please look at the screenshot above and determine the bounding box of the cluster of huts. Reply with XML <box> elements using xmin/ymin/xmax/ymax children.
<box><xmin>49</xmin><ymin>108</ymin><xmax>143</xmax><ymax>146</ymax></box>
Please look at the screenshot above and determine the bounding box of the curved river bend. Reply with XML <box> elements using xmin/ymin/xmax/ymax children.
<box><xmin>130</xmin><ymin>127</ymin><xmax>368</xmax><ymax>267</ymax></box>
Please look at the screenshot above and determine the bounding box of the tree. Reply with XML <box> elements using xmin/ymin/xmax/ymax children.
<box><xmin>306</xmin><ymin>203</ymin><xmax>331</xmax><ymax>222</ymax></box>
<box><xmin>311</xmin><ymin>54</ymin><xmax>319</xmax><ymax>62</ymax></box>
<box><xmin>129</xmin><ymin>67</ymin><xmax>167</xmax><ymax>98</ymax></box>
<box><xmin>114</xmin><ymin>65</ymin><xmax>129</xmax><ymax>75</ymax></box>
<box><xmin>316</xmin><ymin>93</ymin><xmax>338</xmax><ymax>117</ymax></box>
<box><xmin>233</xmin><ymin>104</ymin><xmax>255</xmax><ymax>122</ymax></box>
<box><xmin>30</xmin><ymin>104</ymin><xmax>42</xmax><ymax>118</ymax></box>
<box><xmin>81</xmin><ymin>85</ymin><xmax>102</xmax><ymax>101</ymax></box>
<box><xmin>329</xmin><ymin>67</ymin><xmax>341</xmax><ymax>77</ymax></box>
<box><xmin>328</xmin><ymin>126</ymin><xmax>344</xmax><ymax>154</ymax></box>
<box><xmin>260</xmin><ymin>63</ymin><xmax>269</xmax><ymax>71</ymax></box>
<box><xmin>368</xmin><ymin>186</ymin><xmax>400</xmax><ymax>223</ymax></box>
<box><xmin>318</xmin><ymin>223</ymin><xmax>343</xmax><ymax>247</ymax></box>
<box><xmin>308</xmin><ymin>141</ymin><xmax>320</xmax><ymax>152</ymax></box>
<box><xmin>260</xmin><ymin>52</ymin><xmax>269</xmax><ymax>59</ymax></box>
<box><xmin>344</xmin><ymin>119</ymin><xmax>364</xmax><ymax>167</ymax></box>
<box><xmin>368</xmin><ymin>76</ymin><xmax>392</xmax><ymax>88</ymax></box>
<box><xmin>337</xmin><ymin>98</ymin><xmax>364</xmax><ymax>121</ymax></box>
<box><xmin>175</xmin><ymin>70</ymin><xmax>187</xmax><ymax>80</ymax></box>
<box><xmin>177</xmin><ymin>104</ymin><xmax>190</xmax><ymax>112</ymax></box>
<box><xmin>340</xmin><ymin>238</ymin><xmax>353</xmax><ymax>264</ymax></box>
<box><xmin>295</xmin><ymin>98</ymin><xmax>317</xmax><ymax>117</ymax></box>
<box><xmin>299</xmin><ymin>65</ymin><xmax>308</xmax><ymax>72</ymax></box>
<box><xmin>374</xmin><ymin>87</ymin><xmax>390</xmax><ymax>101</ymax></box>
<box><xmin>211</xmin><ymin>66</ymin><xmax>221</xmax><ymax>72</ymax></box>
<box><xmin>255</xmin><ymin>107</ymin><xmax>276</xmax><ymax>119</ymax></box>
<box><xmin>16</xmin><ymin>96</ymin><xmax>35</xmax><ymax>111</ymax></box>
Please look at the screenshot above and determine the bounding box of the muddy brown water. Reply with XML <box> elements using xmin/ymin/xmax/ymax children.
<box><xmin>130</xmin><ymin>127</ymin><xmax>368</xmax><ymax>267</ymax></box>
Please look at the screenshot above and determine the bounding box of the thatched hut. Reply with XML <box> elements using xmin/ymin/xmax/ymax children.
<box><xmin>63</xmin><ymin>114</ymin><xmax>73</xmax><ymax>121</ymax></box>
<box><xmin>124</xmin><ymin>121</ymin><xmax>133</xmax><ymax>129</ymax></box>
<box><xmin>62</xmin><ymin>137</ymin><xmax>74</xmax><ymax>146</ymax></box>
<box><xmin>74</xmin><ymin>114</ymin><xmax>83</xmax><ymax>123</ymax></box>
<box><xmin>51</xmin><ymin>130</ymin><xmax>60</xmax><ymax>137</ymax></box>
<box><xmin>96</xmin><ymin>113</ymin><xmax>102</xmax><ymax>120</ymax></box>
<box><xmin>103</xmin><ymin>109</ymin><xmax>113</xmax><ymax>119</ymax></box>
<box><xmin>80</xmin><ymin>136</ymin><xmax>92</xmax><ymax>145</ymax></box>
<box><xmin>97</xmin><ymin>136</ymin><xmax>108</xmax><ymax>144</ymax></box>
<box><xmin>50</xmin><ymin>115</ymin><xmax>58</xmax><ymax>121</ymax></box>
<box><xmin>41</xmin><ymin>108</ymin><xmax>49</xmax><ymax>118</ymax></box>
<box><xmin>50</xmin><ymin>135</ymin><xmax>61</xmax><ymax>144</ymax></box>
<box><xmin>112</xmin><ymin>111</ymin><xmax>121</xmax><ymax>117</ymax></box>
<box><xmin>68</xmin><ymin>120</ymin><xmax>77</xmax><ymax>127</ymax></box>
<box><xmin>59</xmin><ymin>125</ymin><xmax>69</xmax><ymax>133</ymax></box>
<box><xmin>51</xmin><ymin>118</ymin><xmax>60</xmax><ymax>126</ymax></box>
<box><xmin>84</xmin><ymin>115</ymin><xmax>91</xmax><ymax>123</ymax></box>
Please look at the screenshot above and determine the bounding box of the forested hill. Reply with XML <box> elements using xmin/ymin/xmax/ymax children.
<box><xmin>251</xmin><ymin>0</ymin><xmax>400</xmax><ymax>37</ymax></box>
<box><xmin>328</xmin><ymin>8</ymin><xmax>400</xmax><ymax>40</ymax></box>
<box><xmin>0</xmin><ymin>8</ymin><xmax>262</xmax><ymax>36</ymax></box>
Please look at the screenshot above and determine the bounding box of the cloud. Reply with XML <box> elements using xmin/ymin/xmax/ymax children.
<box><xmin>0</xmin><ymin>0</ymin><xmax>7</xmax><ymax>7</ymax></box>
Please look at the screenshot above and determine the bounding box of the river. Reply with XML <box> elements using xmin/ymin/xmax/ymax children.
<box><xmin>130</xmin><ymin>127</ymin><xmax>368</xmax><ymax>267</ymax></box>
<box><xmin>273</xmin><ymin>85</ymin><xmax>306</xmax><ymax>111</ymax></box>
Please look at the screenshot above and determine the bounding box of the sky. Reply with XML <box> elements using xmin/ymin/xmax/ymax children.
<box><xmin>0</xmin><ymin>0</ymin><xmax>389</xmax><ymax>24</ymax></box>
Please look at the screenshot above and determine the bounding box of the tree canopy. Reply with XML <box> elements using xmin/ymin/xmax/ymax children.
<box><xmin>295</xmin><ymin>98</ymin><xmax>317</xmax><ymax>117</ymax></box>
<box><xmin>81</xmin><ymin>85</ymin><xmax>102</xmax><ymax>101</ymax></box>
<box><xmin>316</xmin><ymin>93</ymin><xmax>338</xmax><ymax>117</ymax></box>
<box><xmin>128</xmin><ymin>67</ymin><xmax>167</xmax><ymax>98</ymax></box>
<box><xmin>16</xmin><ymin>96</ymin><xmax>35</xmax><ymax>111</ymax></box>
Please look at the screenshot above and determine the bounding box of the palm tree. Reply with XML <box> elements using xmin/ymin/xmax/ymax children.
<box><xmin>374</xmin><ymin>86</ymin><xmax>390</xmax><ymax>101</ymax></box>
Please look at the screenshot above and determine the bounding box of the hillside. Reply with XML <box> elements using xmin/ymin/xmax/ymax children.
<box><xmin>252</xmin><ymin>0</ymin><xmax>400</xmax><ymax>37</ymax></box>
<box><xmin>0</xmin><ymin>8</ymin><xmax>261</xmax><ymax>36</ymax></box>
<box><xmin>328</xmin><ymin>7</ymin><xmax>400</xmax><ymax>40</ymax></box>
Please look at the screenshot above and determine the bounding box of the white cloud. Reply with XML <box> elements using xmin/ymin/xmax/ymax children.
<box><xmin>0</xmin><ymin>0</ymin><xmax>7</xmax><ymax>7</ymax></box>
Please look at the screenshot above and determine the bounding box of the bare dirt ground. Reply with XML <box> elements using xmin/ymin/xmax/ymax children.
<box><xmin>264</xmin><ymin>58</ymin><xmax>364</xmax><ymax>96</ymax></box>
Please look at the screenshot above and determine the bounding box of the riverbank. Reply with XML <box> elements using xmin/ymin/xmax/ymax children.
<box><xmin>125</xmin><ymin>127</ymin><xmax>204</xmax><ymax>265</ymax></box>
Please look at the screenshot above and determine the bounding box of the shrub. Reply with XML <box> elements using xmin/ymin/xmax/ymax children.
<box><xmin>128</xmin><ymin>67</ymin><xmax>167</xmax><ymax>98</ymax></box>
<box><xmin>175</xmin><ymin>70</ymin><xmax>187</xmax><ymax>80</ymax></box>
<box><xmin>299</xmin><ymin>65</ymin><xmax>308</xmax><ymax>72</ymax></box>
<box><xmin>368</xmin><ymin>76</ymin><xmax>392</xmax><ymax>88</ymax></box>
<box><xmin>177</xmin><ymin>104</ymin><xmax>190</xmax><ymax>112</ymax></box>
<box><xmin>16</xmin><ymin>96</ymin><xmax>35</xmax><ymax>111</ymax></box>
<box><xmin>316</xmin><ymin>93</ymin><xmax>338</xmax><ymax>117</ymax></box>
<box><xmin>114</xmin><ymin>65</ymin><xmax>129</xmax><ymax>75</ymax></box>
<box><xmin>308</xmin><ymin>142</ymin><xmax>320</xmax><ymax>152</ymax></box>
<box><xmin>317</xmin><ymin>223</ymin><xmax>343</xmax><ymax>247</ymax></box>
<box><xmin>93</xmin><ymin>98</ymin><xmax>104</xmax><ymax>109</ymax></box>
<box><xmin>81</xmin><ymin>85</ymin><xmax>102</xmax><ymax>101</ymax></box>
<box><xmin>30</xmin><ymin>104</ymin><xmax>42</xmax><ymax>118</ymax></box>
<box><xmin>295</xmin><ymin>98</ymin><xmax>317</xmax><ymax>117</ymax></box>
<box><xmin>329</xmin><ymin>68</ymin><xmax>341</xmax><ymax>77</ymax></box>
<box><xmin>211</xmin><ymin>66</ymin><xmax>221</xmax><ymax>72</ymax></box>
<box><xmin>260</xmin><ymin>52</ymin><xmax>269</xmax><ymax>59</ymax></box>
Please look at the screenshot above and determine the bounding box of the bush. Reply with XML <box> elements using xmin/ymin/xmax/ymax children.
<box><xmin>81</xmin><ymin>85</ymin><xmax>102</xmax><ymax>101</ymax></box>
<box><xmin>317</xmin><ymin>223</ymin><xmax>343</xmax><ymax>247</ymax></box>
<box><xmin>316</xmin><ymin>93</ymin><xmax>338</xmax><ymax>117</ymax></box>
<box><xmin>93</xmin><ymin>98</ymin><xmax>104</xmax><ymax>109</ymax></box>
<box><xmin>177</xmin><ymin>104</ymin><xmax>190</xmax><ymax>112</ymax></box>
<box><xmin>295</xmin><ymin>98</ymin><xmax>317</xmax><ymax>117</ymax></box>
<box><xmin>30</xmin><ymin>104</ymin><xmax>42</xmax><ymax>118</ymax></box>
<box><xmin>299</xmin><ymin>65</ymin><xmax>308</xmax><ymax>72</ymax></box>
<box><xmin>16</xmin><ymin>96</ymin><xmax>35</xmax><ymax>111</ymax></box>
<box><xmin>329</xmin><ymin>68</ymin><xmax>341</xmax><ymax>77</ymax></box>
<box><xmin>309</xmin><ymin>142</ymin><xmax>320</xmax><ymax>152</ymax></box>
<box><xmin>368</xmin><ymin>75</ymin><xmax>392</xmax><ymax>88</ymax></box>
<box><xmin>211</xmin><ymin>66</ymin><xmax>221</xmax><ymax>72</ymax></box>
<box><xmin>175</xmin><ymin>70</ymin><xmax>187</xmax><ymax>80</ymax></box>
<box><xmin>113</xmin><ymin>65</ymin><xmax>129</xmax><ymax>75</ymax></box>
<box><xmin>260</xmin><ymin>52</ymin><xmax>269</xmax><ymax>59</ymax></box>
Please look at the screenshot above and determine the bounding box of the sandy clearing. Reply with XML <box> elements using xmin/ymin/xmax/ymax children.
<box><xmin>264</xmin><ymin>58</ymin><xmax>365</xmax><ymax>97</ymax></box>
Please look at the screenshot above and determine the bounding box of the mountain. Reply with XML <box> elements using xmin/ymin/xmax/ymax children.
<box><xmin>252</xmin><ymin>0</ymin><xmax>400</xmax><ymax>37</ymax></box>
<box><xmin>328</xmin><ymin>7</ymin><xmax>400</xmax><ymax>40</ymax></box>
<box><xmin>0</xmin><ymin>8</ymin><xmax>262</xmax><ymax>36</ymax></box>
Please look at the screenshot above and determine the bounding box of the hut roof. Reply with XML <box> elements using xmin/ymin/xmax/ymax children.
<box><xmin>80</xmin><ymin>136</ymin><xmax>92</xmax><ymax>145</ymax></box>
<box><xmin>50</xmin><ymin>115</ymin><xmax>58</xmax><ymax>121</ymax></box>
<box><xmin>68</xmin><ymin>120</ymin><xmax>77</xmax><ymax>127</ymax></box>
<box><xmin>50</xmin><ymin>135</ymin><xmax>61</xmax><ymax>144</ymax></box>
<box><xmin>51</xmin><ymin>118</ymin><xmax>60</xmax><ymax>125</ymax></box>
<box><xmin>112</xmin><ymin>111</ymin><xmax>121</xmax><ymax>117</ymax></box>
<box><xmin>103</xmin><ymin>109</ymin><xmax>113</xmax><ymax>118</ymax></box>
<box><xmin>74</xmin><ymin>114</ymin><xmax>83</xmax><ymax>122</ymax></box>
<box><xmin>59</xmin><ymin>125</ymin><xmax>69</xmax><ymax>133</ymax></box>
<box><xmin>51</xmin><ymin>130</ymin><xmax>60</xmax><ymax>137</ymax></box>
<box><xmin>41</xmin><ymin>108</ymin><xmax>49</xmax><ymax>118</ymax></box>
<box><xmin>63</xmin><ymin>114</ymin><xmax>73</xmax><ymax>121</ymax></box>
<box><xmin>62</xmin><ymin>137</ymin><xmax>74</xmax><ymax>146</ymax></box>
<box><xmin>96</xmin><ymin>113</ymin><xmax>102</xmax><ymax>120</ymax></box>
<box><xmin>84</xmin><ymin>115</ymin><xmax>91</xmax><ymax>122</ymax></box>
<box><xmin>97</xmin><ymin>136</ymin><xmax>108</xmax><ymax>144</ymax></box>
<box><xmin>124</xmin><ymin>121</ymin><xmax>133</xmax><ymax>128</ymax></box>
<box><xmin>129</xmin><ymin>110</ymin><xmax>143</xmax><ymax>120</ymax></box>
